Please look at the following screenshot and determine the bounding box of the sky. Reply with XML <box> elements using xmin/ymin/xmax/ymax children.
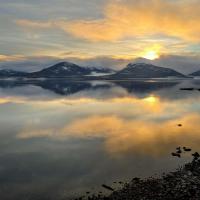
<box><xmin>1</xmin><ymin>0</ymin><xmax>200</xmax><ymax>73</ymax></box>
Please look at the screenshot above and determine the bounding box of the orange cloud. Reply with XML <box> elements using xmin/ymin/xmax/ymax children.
<box><xmin>16</xmin><ymin>0</ymin><xmax>200</xmax><ymax>42</ymax></box>
<box><xmin>66</xmin><ymin>0</ymin><xmax>200</xmax><ymax>42</ymax></box>
<box><xmin>16</xmin><ymin>19</ymin><xmax>54</xmax><ymax>29</ymax></box>
<box><xmin>0</xmin><ymin>54</ymin><xmax>26</xmax><ymax>61</ymax></box>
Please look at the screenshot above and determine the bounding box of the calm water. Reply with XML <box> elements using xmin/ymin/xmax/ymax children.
<box><xmin>0</xmin><ymin>79</ymin><xmax>200</xmax><ymax>199</ymax></box>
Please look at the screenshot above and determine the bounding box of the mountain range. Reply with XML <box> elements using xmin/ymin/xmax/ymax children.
<box><xmin>0</xmin><ymin>61</ymin><xmax>199</xmax><ymax>79</ymax></box>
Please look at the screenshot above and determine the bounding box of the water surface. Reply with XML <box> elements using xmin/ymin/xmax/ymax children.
<box><xmin>0</xmin><ymin>79</ymin><xmax>200</xmax><ymax>199</ymax></box>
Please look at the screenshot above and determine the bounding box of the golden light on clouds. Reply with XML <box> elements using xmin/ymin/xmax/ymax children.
<box><xmin>15</xmin><ymin>0</ymin><xmax>200</xmax><ymax>43</ymax></box>
<box><xmin>142</xmin><ymin>50</ymin><xmax>159</xmax><ymax>60</ymax></box>
<box><xmin>0</xmin><ymin>54</ymin><xmax>25</xmax><ymax>62</ymax></box>
<box><xmin>139</xmin><ymin>44</ymin><xmax>162</xmax><ymax>60</ymax></box>
<box><xmin>143</xmin><ymin>95</ymin><xmax>158</xmax><ymax>103</ymax></box>
<box><xmin>66</xmin><ymin>0</ymin><xmax>200</xmax><ymax>42</ymax></box>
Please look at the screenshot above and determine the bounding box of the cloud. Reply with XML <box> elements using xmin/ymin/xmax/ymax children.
<box><xmin>0</xmin><ymin>54</ymin><xmax>26</xmax><ymax>62</ymax></box>
<box><xmin>16</xmin><ymin>19</ymin><xmax>54</xmax><ymax>29</ymax></box>
<box><xmin>16</xmin><ymin>0</ymin><xmax>200</xmax><ymax>42</ymax></box>
<box><xmin>0</xmin><ymin>55</ymin><xmax>63</xmax><ymax>72</ymax></box>
<box><xmin>0</xmin><ymin>54</ymin><xmax>127</xmax><ymax>71</ymax></box>
<box><xmin>1</xmin><ymin>53</ymin><xmax>200</xmax><ymax>73</ymax></box>
<box><xmin>67</xmin><ymin>0</ymin><xmax>200</xmax><ymax>42</ymax></box>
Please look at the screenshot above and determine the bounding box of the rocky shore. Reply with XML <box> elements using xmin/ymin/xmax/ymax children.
<box><xmin>77</xmin><ymin>148</ymin><xmax>200</xmax><ymax>200</ymax></box>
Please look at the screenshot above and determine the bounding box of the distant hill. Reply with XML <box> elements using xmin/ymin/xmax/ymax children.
<box><xmin>29</xmin><ymin>62</ymin><xmax>115</xmax><ymax>77</ymax></box>
<box><xmin>190</xmin><ymin>70</ymin><xmax>200</xmax><ymax>77</ymax></box>
<box><xmin>0</xmin><ymin>69</ymin><xmax>28</xmax><ymax>77</ymax></box>
<box><xmin>111</xmin><ymin>63</ymin><xmax>186</xmax><ymax>78</ymax></box>
<box><xmin>29</xmin><ymin>62</ymin><xmax>90</xmax><ymax>77</ymax></box>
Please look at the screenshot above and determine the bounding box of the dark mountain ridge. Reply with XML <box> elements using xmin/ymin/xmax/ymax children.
<box><xmin>111</xmin><ymin>63</ymin><xmax>186</xmax><ymax>78</ymax></box>
<box><xmin>0</xmin><ymin>61</ymin><xmax>189</xmax><ymax>79</ymax></box>
<box><xmin>0</xmin><ymin>69</ymin><xmax>28</xmax><ymax>77</ymax></box>
<box><xmin>190</xmin><ymin>70</ymin><xmax>200</xmax><ymax>77</ymax></box>
<box><xmin>28</xmin><ymin>62</ymin><xmax>115</xmax><ymax>78</ymax></box>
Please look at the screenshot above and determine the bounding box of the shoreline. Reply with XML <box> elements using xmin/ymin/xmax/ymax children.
<box><xmin>77</xmin><ymin>150</ymin><xmax>200</xmax><ymax>200</ymax></box>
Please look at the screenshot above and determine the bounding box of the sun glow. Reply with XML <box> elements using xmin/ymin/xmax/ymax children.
<box><xmin>142</xmin><ymin>50</ymin><xmax>159</xmax><ymax>60</ymax></box>
<box><xmin>143</xmin><ymin>95</ymin><xmax>158</xmax><ymax>104</ymax></box>
<box><xmin>140</xmin><ymin>44</ymin><xmax>162</xmax><ymax>60</ymax></box>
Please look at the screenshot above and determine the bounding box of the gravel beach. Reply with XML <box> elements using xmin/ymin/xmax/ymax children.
<box><xmin>78</xmin><ymin>149</ymin><xmax>200</xmax><ymax>200</ymax></box>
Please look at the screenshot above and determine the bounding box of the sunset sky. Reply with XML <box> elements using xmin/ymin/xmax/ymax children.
<box><xmin>1</xmin><ymin>0</ymin><xmax>200</xmax><ymax>72</ymax></box>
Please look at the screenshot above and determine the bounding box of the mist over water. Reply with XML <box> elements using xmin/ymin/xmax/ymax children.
<box><xmin>0</xmin><ymin>79</ymin><xmax>199</xmax><ymax>199</ymax></box>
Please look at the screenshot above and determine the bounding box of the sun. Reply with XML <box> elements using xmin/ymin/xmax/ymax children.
<box><xmin>142</xmin><ymin>50</ymin><xmax>159</xmax><ymax>60</ymax></box>
<box><xmin>143</xmin><ymin>95</ymin><xmax>158</xmax><ymax>103</ymax></box>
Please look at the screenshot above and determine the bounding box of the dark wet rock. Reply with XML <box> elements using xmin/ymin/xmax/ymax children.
<box><xmin>171</xmin><ymin>152</ymin><xmax>181</xmax><ymax>158</ymax></box>
<box><xmin>180</xmin><ymin>88</ymin><xmax>195</xmax><ymax>91</ymax></box>
<box><xmin>176</xmin><ymin>149</ymin><xmax>182</xmax><ymax>154</ymax></box>
<box><xmin>192</xmin><ymin>152</ymin><xmax>200</xmax><ymax>161</ymax></box>
<box><xmin>183</xmin><ymin>147</ymin><xmax>192</xmax><ymax>152</ymax></box>
<box><xmin>132</xmin><ymin>177</ymin><xmax>140</xmax><ymax>183</ymax></box>
<box><xmin>176</xmin><ymin>147</ymin><xmax>182</xmax><ymax>154</ymax></box>
<box><xmin>101</xmin><ymin>184</ymin><xmax>114</xmax><ymax>191</ymax></box>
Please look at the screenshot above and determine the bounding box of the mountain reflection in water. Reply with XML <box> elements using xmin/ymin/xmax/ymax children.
<box><xmin>0</xmin><ymin>79</ymin><xmax>200</xmax><ymax>199</ymax></box>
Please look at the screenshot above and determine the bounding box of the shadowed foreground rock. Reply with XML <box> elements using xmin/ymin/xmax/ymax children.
<box><xmin>82</xmin><ymin>153</ymin><xmax>200</xmax><ymax>200</ymax></box>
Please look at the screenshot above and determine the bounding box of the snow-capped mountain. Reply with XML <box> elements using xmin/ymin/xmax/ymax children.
<box><xmin>112</xmin><ymin>63</ymin><xmax>186</xmax><ymax>78</ymax></box>
<box><xmin>29</xmin><ymin>62</ymin><xmax>115</xmax><ymax>77</ymax></box>
<box><xmin>30</xmin><ymin>62</ymin><xmax>90</xmax><ymax>77</ymax></box>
